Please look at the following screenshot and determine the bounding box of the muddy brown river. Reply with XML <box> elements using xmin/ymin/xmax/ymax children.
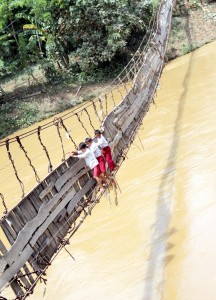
<box><xmin>1</xmin><ymin>41</ymin><xmax>216</xmax><ymax>300</ymax></box>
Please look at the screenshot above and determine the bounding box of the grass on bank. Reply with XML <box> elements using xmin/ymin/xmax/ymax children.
<box><xmin>0</xmin><ymin>92</ymin><xmax>98</xmax><ymax>139</ymax></box>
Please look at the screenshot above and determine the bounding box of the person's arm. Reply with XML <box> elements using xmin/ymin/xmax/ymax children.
<box><xmin>69</xmin><ymin>150</ymin><xmax>81</xmax><ymax>157</ymax></box>
<box><xmin>77</xmin><ymin>151</ymin><xmax>89</xmax><ymax>159</ymax></box>
<box><xmin>71</xmin><ymin>151</ymin><xmax>78</xmax><ymax>155</ymax></box>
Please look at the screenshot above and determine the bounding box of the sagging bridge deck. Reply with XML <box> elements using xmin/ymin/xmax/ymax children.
<box><xmin>0</xmin><ymin>0</ymin><xmax>174</xmax><ymax>298</ymax></box>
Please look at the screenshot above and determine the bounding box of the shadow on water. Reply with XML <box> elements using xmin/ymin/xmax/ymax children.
<box><xmin>143</xmin><ymin>15</ymin><xmax>195</xmax><ymax>300</ymax></box>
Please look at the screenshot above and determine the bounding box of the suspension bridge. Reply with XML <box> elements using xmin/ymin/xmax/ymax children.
<box><xmin>0</xmin><ymin>0</ymin><xmax>174</xmax><ymax>298</ymax></box>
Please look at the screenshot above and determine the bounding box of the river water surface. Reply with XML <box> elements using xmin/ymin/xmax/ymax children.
<box><xmin>1</xmin><ymin>41</ymin><xmax>216</xmax><ymax>300</ymax></box>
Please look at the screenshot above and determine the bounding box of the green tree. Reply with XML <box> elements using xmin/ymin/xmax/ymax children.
<box><xmin>0</xmin><ymin>0</ymin><xmax>155</xmax><ymax>79</ymax></box>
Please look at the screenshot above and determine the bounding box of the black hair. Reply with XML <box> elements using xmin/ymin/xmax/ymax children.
<box><xmin>79</xmin><ymin>142</ymin><xmax>87</xmax><ymax>150</ymax></box>
<box><xmin>85</xmin><ymin>137</ymin><xmax>92</xmax><ymax>143</ymax></box>
<box><xmin>95</xmin><ymin>130</ymin><xmax>101</xmax><ymax>135</ymax></box>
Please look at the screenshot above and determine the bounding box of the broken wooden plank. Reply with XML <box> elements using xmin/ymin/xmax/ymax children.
<box><xmin>30</xmin><ymin>179</ymin><xmax>95</xmax><ymax>246</ymax></box>
<box><xmin>0</xmin><ymin>173</ymin><xmax>93</xmax><ymax>270</ymax></box>
<box><xmin>0</xmin><ymin>244</ymin><xmax>33</xmax><ymax>290</ymax></box>
<box><xmin>39</xmin><ymin>182</ymin><xmax>55</xmax><ymax>200</ymax></box>
<box><xmin>55</xmin><ymin>158</ymin><xmax>86</xmax><ymax>192</ymax></box>
<box><xmin>53</xmin><ymin>208</ymin><xmax>67</xmax><ymax>223</ymax></box>
<box><xmin>0</xmin><ymin>178</ymin><xmax>96</xmax><ymax>289</ymax></box>
<box><xmin>67</xmin><ymin>178</ymin><xmax>96</xmax><ymax>214</ymax></box>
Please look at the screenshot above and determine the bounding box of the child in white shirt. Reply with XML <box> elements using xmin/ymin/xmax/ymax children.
<box><xmin>85</xmin><ymin>137</ymin><xmax>110</xmax><ymax>181</ymax></box>
<box><xmin>71</xmin><ymin>142</ymin><xmax>105</xmax><ymax>191</ymax></box>
<box><xmin>94</xmin><ymin>130</ymin><xmax>116</xmax><ymax>172</ymax></box>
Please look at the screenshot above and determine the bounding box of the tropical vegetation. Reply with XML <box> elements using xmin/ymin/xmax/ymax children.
<box><xmin>0</xmin><ymin>0</ymin><xmax>156</xmax><ymax>82</ymax></box>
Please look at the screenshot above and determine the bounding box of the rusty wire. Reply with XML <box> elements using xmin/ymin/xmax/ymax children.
<box><xmin>16</xmin><ymin>137</ymin><xmax>40</xmax><ymax>183</ymax></box>
<box><xmin>53</xmin><ymin>118</ymin><xmax>66</xmax><ymax>161</ymax></box>
<box><xmin>5</xmin><ymin>139</ymin><xmax>25</xmax><ymax>198</ymax></box>
<box><xmin>37</xmin><ymin>127</ymin><xmax>53</xmax><ymax>172</ymax></box>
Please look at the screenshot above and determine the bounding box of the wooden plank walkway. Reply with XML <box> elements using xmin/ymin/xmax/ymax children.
<box><xmin>0</xmin><ymin>0</ymin><xmax>174</xmax><ymax>297</ymax></box>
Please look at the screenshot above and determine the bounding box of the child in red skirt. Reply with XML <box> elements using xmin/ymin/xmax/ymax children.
<box><xmin>94</xmin><ymin>130</ymin><xmax>116</xmax><ymax>172</ymax></box>
<box><xmin>85</xmin><ymin>137</ymin><xmax>110</xmax><ymax>181</ymax></box>
<box><xmin>71</xmin><ymin>142</ymin><xmax>106</xmax><ymax>191</ymax></box>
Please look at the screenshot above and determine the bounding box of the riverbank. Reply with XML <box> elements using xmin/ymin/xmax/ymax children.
<box><xmin>1</xmin><ymin>2</ymin><xmax>216</xmax><ymax>139</ymax></box>
<box><xmin>167</xmin><ymin>2</ymin><xmax>216</xmax><ymax>59</ymax></box>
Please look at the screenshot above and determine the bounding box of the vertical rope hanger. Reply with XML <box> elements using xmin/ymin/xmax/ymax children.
<box><xmin>91</xmin><ymin>99</ymin><xmax>102</xmax><ymax>123</ymax></box>
<box><xmin>16</xmin><ymin>136</ymin><xmax>40</xmax><ymax>183</ymax></box>
<box><xmin>75</xmin><ymin>113</ymin><xmax>91</xmax><ymax>137</ymax></box>
<box><xmin>110</xmin><ymin>90</ymin><xmax>116</xmax><ymax>107</ymax></box>
<box><xmin>0</xmin><ymin>193</ymin><xmax>8</xmax><ymax>215</ymax></box>
<box><xmin>5</xmin><ymin>139</ymin><xmax>25</xmax><ymax>198</ymax></box>
<box><xmin>130</xmin><ymin>58</ymin><xmax>137</xmax><ymax>79</ymax></box>
<box><xmin>104</xmin><ymin>94</ymin><xmax>108</xmax><ymax>116</ymax></box>
<box><xmin>98</xmin><ymin>97</ymin><xmax>105</xmax><ymax>119</ymax></box>
<box><xmin>116</xmin><ymin>83</ymin><xmax>124</xmax><ymax>99</ymax></box>
<box><xmin>118</xmin><ymin>75</ymin><xmax>129</xmax><ymax>94</ymax></box>
<box><xmin>37</xmin><ymin>126</ymin><xmax>53</xmax><ymax>172</ymax></box>
<box><xmin>59</xmin><ymin>118</ymin><xmax>78</xmax><ymax>149</ymax></box>
<box><xmin>53</xmin><ymin>118</ymin><xmax>66</xmax><ymax>161</ymax></box>
<box><xmin>83</xmin><ymin>108</ymin><xmax>95</xmax><ymax>131</ymax></box>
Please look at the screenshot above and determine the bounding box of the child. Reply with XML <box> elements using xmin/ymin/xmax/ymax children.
<box><xmin>71</xmin><ymin>142</ymin><xmax>105</xmax><ymax>191</ymax></box>
<box><xmin>94</xmin><ymin>130</ymin><xmax>116</xmax><ymax>172</ymax></box>
<box><xmin>85</xmin><ymin>137</ymin><xmax>110</xmax><ymax>181</ymax></box>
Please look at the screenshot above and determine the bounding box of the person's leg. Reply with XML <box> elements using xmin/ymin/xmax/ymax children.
<box><xmin>95</xmin><ymin>176</ymin><xmax>104</xmax><ymax>189</ymax></box>
<box><xmin>99</xmin><ymin>173</ymin><xmax>109</xmax><ymax>185</ymax></box>
<box><xmin>103</xmin><ymin>146</ymin><xmax>116</xmax><ymax>171</ymax></box>
<box><xmin>93</xmin><ymin>165</ymin><xmax>104</xmax><ymax>190</ymax></box>
<box><xmin>97</xmin><ymin>155</ymin><xmax>110</xmax><ymax>181</ymax></box>
<box><xmin>104</xmin><ymin>171</ymin><xmax>111</xmax><ymax>180</ymax></box>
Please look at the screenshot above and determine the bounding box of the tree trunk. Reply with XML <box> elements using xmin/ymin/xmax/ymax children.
<box><xmin>11</xmin><ymin>22</ymin><xmax>19</xmax><ymax>47</ymax></box>
<box><xmin>35</xmin><ymin>16</ymin><xmax>43</xmax><ymax>57</ymax></box>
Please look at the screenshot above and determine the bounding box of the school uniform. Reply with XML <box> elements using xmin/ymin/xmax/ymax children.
<box><xmin>78</xmin><ymin>148</ymin><xmax>101</xmax><ymax>177</ymax></box>
<box><xmin>89</xmin><ymin>142</ymin><xmax>106</xmax><ymax>173</ymax></box>
<box><xmin>95</xmin><ymin>135</ymin><xmax>116</xmax><ymax>171</ymax></box>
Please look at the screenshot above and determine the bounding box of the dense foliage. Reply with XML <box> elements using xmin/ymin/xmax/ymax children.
<box><xmin>0</xmin><ymin>0</ymin><xmax>156</xmax><ymax>81</ymax></box>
